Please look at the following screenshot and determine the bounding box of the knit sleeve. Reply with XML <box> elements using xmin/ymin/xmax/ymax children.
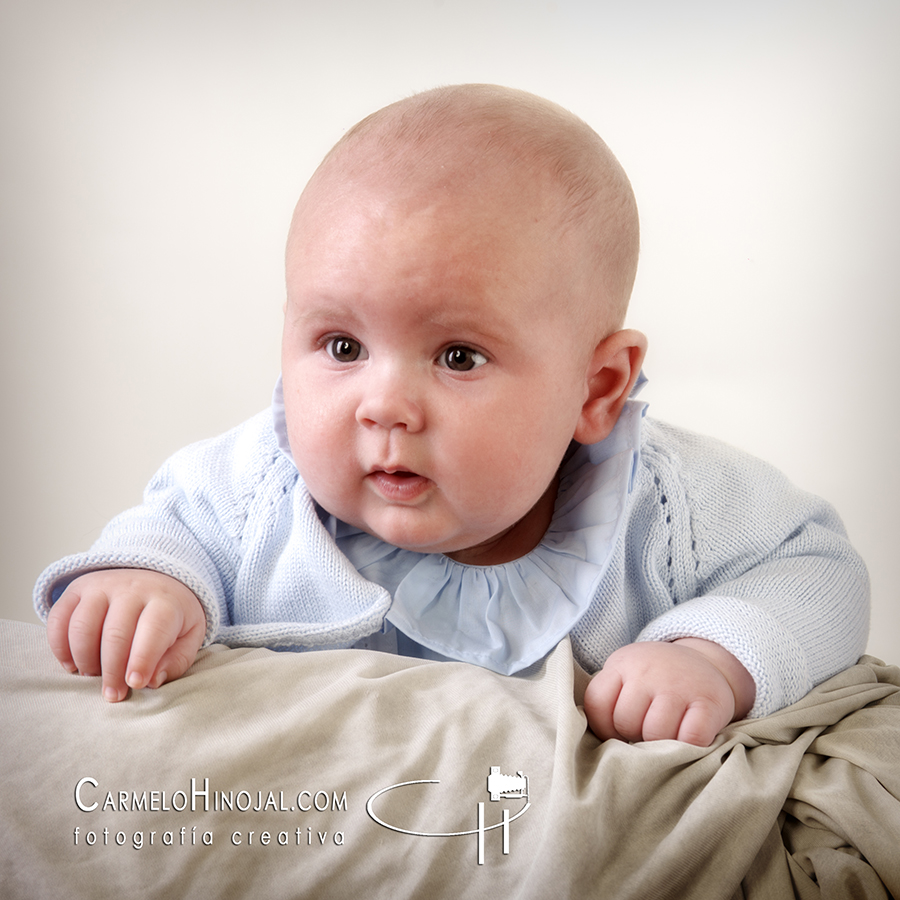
<box><xmin>32</xmin><ymin>410</ymin><xmax>289</xmax><ymax>648</ymax></box>
<box><xmin>634</xmin><ymin>421</ymin><xmax>870</xmax><ymax>718</ymax></box>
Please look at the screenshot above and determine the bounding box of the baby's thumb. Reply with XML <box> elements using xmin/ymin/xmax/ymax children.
<box><xmin>149</xmin><ymin>628</ymin><xmax>205</xmax><ymax>689</ymax></box>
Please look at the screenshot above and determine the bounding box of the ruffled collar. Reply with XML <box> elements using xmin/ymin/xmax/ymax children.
<box><xmin>272</xmin><ymin>375</ymin><xmax>648</xmax><ymax>674</ymax></box>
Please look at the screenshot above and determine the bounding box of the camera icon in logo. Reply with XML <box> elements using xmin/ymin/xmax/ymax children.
<box><xmin>487</xmin><ymin>767</ymin><xmax>528</xmax><ymax>802</ymax></box>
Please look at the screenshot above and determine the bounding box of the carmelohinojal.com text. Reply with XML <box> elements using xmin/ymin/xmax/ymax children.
<box><xmin>71</xmin><ymin>777</ymin><xmax>348</xmax><ymax>851</ymax></box>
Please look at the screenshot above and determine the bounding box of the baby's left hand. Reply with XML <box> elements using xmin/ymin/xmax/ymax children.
<box><xmin>583</xmin><ymin>638</ymin><xmax>756</xmax><ymax>747</ymax></box>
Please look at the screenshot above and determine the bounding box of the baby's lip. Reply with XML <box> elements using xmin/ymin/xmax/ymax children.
<box><xmin>367</xmin><ymin>461</ymin><xmax>423</xmax><ymax>477</ymax></box>
<box><xmin>366</xmin><ymin>467</ymin><xmax>431</xmax><ymax>501</ymax></box>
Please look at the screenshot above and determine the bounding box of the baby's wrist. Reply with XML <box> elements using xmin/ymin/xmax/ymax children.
<box><xmin>671</xmin><ymin>637</ymin><xmax>756</xmax><ymax>720</ymax></box>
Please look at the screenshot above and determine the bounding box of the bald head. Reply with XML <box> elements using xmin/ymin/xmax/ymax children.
<box><xmin>290</xmin><ymin>85</ymin><xmax>639</xmax><ymax>336</ymax></box>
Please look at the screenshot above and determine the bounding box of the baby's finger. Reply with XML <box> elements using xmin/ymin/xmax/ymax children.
<box><xmin>148</xmin><ymin>622</ymin><xmax>207</xmax><ymax>689</ymax></box>
<box><xmin>583</xmin><ymin>669</ymin><xmax>625</xmax><ymax>741</ymax></box>
<box><xmin>99</xmin><ymin>597</ymin><xmax>145</xmax><ymax>702</ymax></box>
<box><xmin>124</xmin><ymin>603</ymin><xmax>184</xmax><ymax>691</ymax></box>
<box><xmin>46</xmin><ymin>591</ymin><xmax>82</xmax><ymax>673</ymax></box>
<box><xmin>609</xmin><ymin>681</ymin><xmax>654</xmax><ymax>743</ymax></box>
<box><xmin>640</xmin><ymin>694</ymin><xmax>689</xmax><ymax>742</ymax></box>
<box><xmin>65</xmin><ymin>590</ymin><xmax>110</xmax><ymax>678</ymax></box>
<box><xmin>676</xmin><ymin>702</ymin><xmax>723</xmax><ymax>747</ymax></box>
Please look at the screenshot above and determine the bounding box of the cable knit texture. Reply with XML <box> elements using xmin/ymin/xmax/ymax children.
<box><xmin>33</xmin><ymin>409</ymin><xmax>870</xmax><ymax>718</ymax></box>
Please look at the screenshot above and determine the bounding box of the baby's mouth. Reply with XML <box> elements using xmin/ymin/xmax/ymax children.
<box><xmin>367</xmin><ymin>468</ymin><xmax>430</xmax><ymax>501</ymax></box>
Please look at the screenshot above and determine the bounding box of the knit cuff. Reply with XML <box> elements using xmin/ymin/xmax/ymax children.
<box><xmin>32</xmin><ymin>550</ymin><xmax>223</xmax><ymax>649</ymax></box>
<box><xmin>635</xmin><ymin>595</ymin><xmax>813</xmax><ymax>718</ymax></box>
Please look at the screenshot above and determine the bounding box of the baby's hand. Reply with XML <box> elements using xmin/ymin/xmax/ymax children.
<box><xmin>46</xmin><ymin>569</ymin><xmax>206</xmax><ymax>703</ymax></box>
<box><xmin>583</xmin><ymin>638</ymin><xmax>756</xmax><ymax>746</ymax></box>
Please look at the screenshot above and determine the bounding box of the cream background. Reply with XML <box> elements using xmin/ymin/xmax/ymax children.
<box><xmin>2</xmin><ymin>1</ymin><xmax>898</xmax><ymax>661</ymax></box>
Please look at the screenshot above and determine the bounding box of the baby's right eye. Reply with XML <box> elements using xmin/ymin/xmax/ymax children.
<box><xmin>325</xmin><ymin>336</ymin><xmax>367</xmax><ymax>362</ymax></box>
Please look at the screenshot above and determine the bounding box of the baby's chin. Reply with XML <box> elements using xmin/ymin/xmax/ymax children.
<box><xmin>347</xmin><ymin>514</ymin><xmax>507</xmax><ymax>561</ymax></box>
<box><xmin>320</xmin><ymin>494</ymin><xmax>548</xmax><ymax>564</ymax></box>
<box><xmin>383</xmin><ymin>523</ymin><xmax>530</xmax><ymax>566</ymax></box>
<box><xmin>312</xmin><ymin>492</ymin><xmax>529</xmax><ymax>563</ymax></box>
<box><xmin>356</xmin><ymin>522</ymin><xmax>479</xmax><ymax>557</ymax></box>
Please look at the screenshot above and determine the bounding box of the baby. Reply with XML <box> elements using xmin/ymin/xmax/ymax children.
<box><xmin>35</xmin><ymin>84</ymin><xmax>869</xmax><ymax>747</ymax></box>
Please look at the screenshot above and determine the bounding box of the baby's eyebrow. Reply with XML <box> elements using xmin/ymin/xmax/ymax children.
<box><xmin>286</xmin><ymin>297</ymin><xmax>516</xmax><ymax>350</ymax></box>
<box><xmin>422</xmin><ymin>310</ymin><xmax>515</xmax><ymax>347</ymax></box>
<box><xmin>287</xmin><ymin>301</ymin><xmax>363</xmax><ymax>327</ymax></box>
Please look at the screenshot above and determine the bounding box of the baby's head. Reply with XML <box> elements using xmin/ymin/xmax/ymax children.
<box><xmin>281</xmin><ymin>85</ymin><xmax>646</xmax><ymax>564</ymax></box>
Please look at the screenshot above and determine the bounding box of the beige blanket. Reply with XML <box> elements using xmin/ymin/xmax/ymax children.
<box><xmin>1</xmin><ymin>619</ymin><xmax>898</xmax><ymax>899</ymax></box>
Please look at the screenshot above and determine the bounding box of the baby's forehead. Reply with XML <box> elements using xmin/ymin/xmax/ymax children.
<box><xmin>292</xmin><ymin>143</ymin><xmax>570</xmax><ymax>272</ymax></box>
<box><xmin>290</xmin><ymin>86</ymin><xmax>639</xmax><ymax>336</ymax></box>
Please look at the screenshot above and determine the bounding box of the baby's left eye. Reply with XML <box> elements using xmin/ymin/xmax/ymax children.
<box><xmin>439</xmin><ymin>346</ymin><xmax>488</xmax><ymax>372</ymax></box>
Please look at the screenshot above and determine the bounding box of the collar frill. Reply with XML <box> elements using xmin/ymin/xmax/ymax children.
<box><xmin>272</xmin><ymin>376</ymin><xmax>647</xmax><ymax>675</ymax></box>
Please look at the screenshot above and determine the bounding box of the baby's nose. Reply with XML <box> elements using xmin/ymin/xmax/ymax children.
<box><xmin>355</xmin><ymin>374</ymin><xmax>425</xmax><ymax>432</ymax></box>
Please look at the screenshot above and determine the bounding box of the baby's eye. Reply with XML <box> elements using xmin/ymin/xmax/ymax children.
<box><xmin>325</xmin><ymin>336</ymin><xmax>367</xmax><ymax>363</ymax></box>
<box><xmin>439</xmin><ymin>345</ymin><xmax>488</xmax><ymax>372</ymax></box>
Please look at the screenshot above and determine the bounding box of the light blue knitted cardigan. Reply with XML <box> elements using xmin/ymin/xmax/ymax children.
<box><xmin>34</xmin><ymin>403</ymin><xmax>869</xmax><ymax>718</ymax></box>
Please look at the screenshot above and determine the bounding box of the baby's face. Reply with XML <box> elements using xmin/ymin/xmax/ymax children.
<box><xmin>281</xmin><ymin>173</ymin><xmax>597</xmax><ymax>563</ymax></box>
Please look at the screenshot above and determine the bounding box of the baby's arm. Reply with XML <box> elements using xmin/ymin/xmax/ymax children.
<box><xmin>583</xmin><ymin>638</ymin><xmax>756</xmax><ymax>746</ymax></box>
<box><xmin>46</xmin><ymin>569</ymin><xmax>206</xmax><ymax>703</ymax></box>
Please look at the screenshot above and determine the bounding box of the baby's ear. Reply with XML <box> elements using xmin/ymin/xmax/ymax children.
<box><xmin>574</xmin><ymin>329</ymin><xmax>647</xmax><ymax>445</ymax></box>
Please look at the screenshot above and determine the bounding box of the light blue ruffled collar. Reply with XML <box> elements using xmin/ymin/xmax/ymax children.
<box><xmin>272</xmin><ymin>375</ymin><xmax>648</xmax><ymax>674</ymax></box>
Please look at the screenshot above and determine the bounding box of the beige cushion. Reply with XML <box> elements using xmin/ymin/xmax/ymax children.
<box><xmin>2</xmin><ymin>619</ymin><xmax>899</xmax><ymax>899</ymax></box>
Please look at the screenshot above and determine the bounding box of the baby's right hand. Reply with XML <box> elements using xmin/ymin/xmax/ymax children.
<box><xmin>46</xmin><ymin>569</ymin><xmax>206</xmax><ymax>703</ymax></box>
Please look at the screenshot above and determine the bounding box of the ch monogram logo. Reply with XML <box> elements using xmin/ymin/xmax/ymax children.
<box><xmin>366</xmin><ymin>767</ymin><xmax>530</xmax><ymax>865</ymax></box>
